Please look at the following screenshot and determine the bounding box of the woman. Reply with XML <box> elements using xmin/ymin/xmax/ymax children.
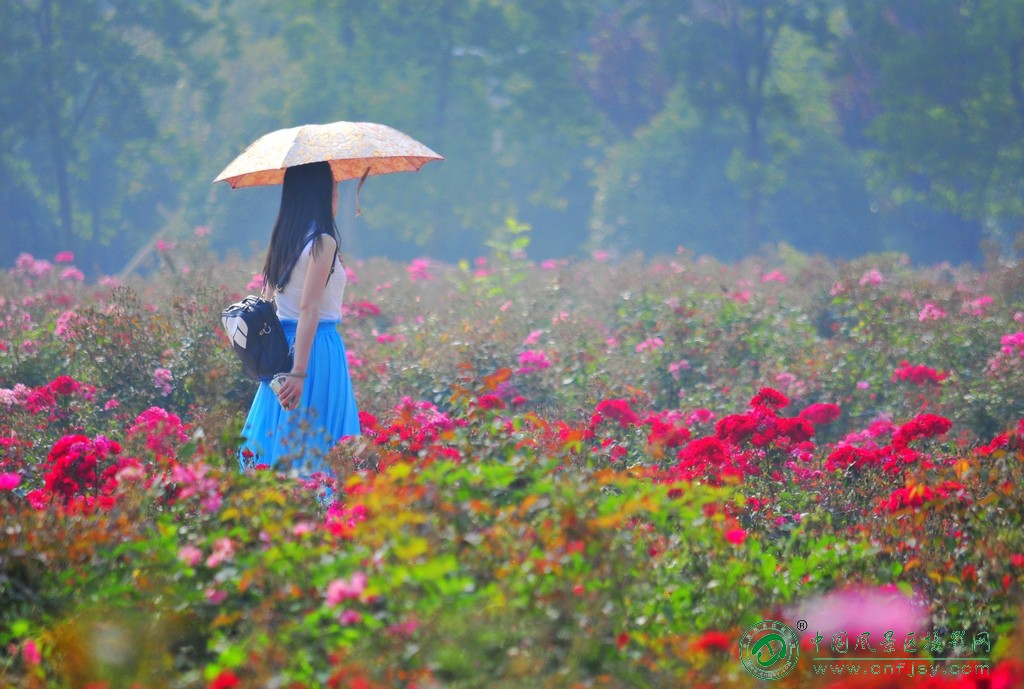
<box><xmin>239</xmin><ymin>161</ymin><xmax>360</xmax><ymax>476</ymax></box>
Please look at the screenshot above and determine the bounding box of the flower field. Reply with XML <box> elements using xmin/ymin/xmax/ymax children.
<box><xmin>2</xmin><ymin>234</ymin><xmax>1024</xmax><ymax>688</ymax></box>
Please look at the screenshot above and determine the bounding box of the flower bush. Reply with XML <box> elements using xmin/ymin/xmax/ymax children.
<box><xmin>1</xmin><ymin>238</ymin><xmax>1024</xmax><ymax>687</ymax></box>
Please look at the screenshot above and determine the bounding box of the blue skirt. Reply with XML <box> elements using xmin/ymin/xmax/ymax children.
<box><xmin>239</xmin><ymin>320</ymin><xmax>360</xmax><ymax>476</ymax></box>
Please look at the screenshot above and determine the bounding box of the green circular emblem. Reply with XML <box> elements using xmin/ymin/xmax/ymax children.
<box><xmin>738</xmin><ymin>620</ymin><xmax>800</xmax><ymax>681</ymax></box>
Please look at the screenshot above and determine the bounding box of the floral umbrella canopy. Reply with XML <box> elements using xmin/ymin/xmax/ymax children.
<box><xmin>213</xmin><ymin>120</ymin><xmax>444</xmax><ymax>189</ymax></box>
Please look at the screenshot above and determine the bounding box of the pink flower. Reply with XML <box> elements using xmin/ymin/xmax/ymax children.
<box><xmin>156</xmin><ymin>240</ymin><xmax>174</xmax><ymax>252</ymax></box>
<box><xmin>635</xmin><ymin>336</ymin><xmax>664</xmax><ymax>353</ymax></box>
<box><xmin>339</xmin><ymin>609</ymin><xmax>363</xmax><ymax>625</ymax></box>
<box><xmin>193</xmin><ymin>225</ymin><xmax>211</xmax><ymax>237</ymax></box>
<box><xmin>326</xmin><ymin>572</ymin><xmax>367</xmax><ymax>606</ymax></box>
<box><xmin>859</xmin><ymin>269</ymin><xmax>884</xmax><ymax>286</ymax></box>
<box><xmin>668</xmin><ymin>359</ymin><xmax>690</xmax><ymax>379</ymax></box>
<box><xmin>246</xmin><ymin>273</ymin><xmax>265</xmax><ymax>291</ymax></box>
<box><xmin>725</xmin><ymin>528</ymin><xmax>748</xmax><ymax>545</ymax></box>
<box><xmin>0</xmin><ymin>473</ymin><xmax>21</xmax><ymax>491</ymax></box>
<box><xmin>592</xmin><ymin>250</ymin><xmax>611</xmax><ymax>263</ymax></box>
<box><xmin>205</xmin><ymin>538</ymin><xmax>236</xmax><ymax>568</ymax></box>
<box><xmin>760</xmin><ymin>270</ymin><xmax>787</xmax><ymax>284</ymax></box>
<box><xmin>54</xmin><ymin>251</ymin><xmax>75</xmax><ymax>263</ymax></box>
<box><xmin>1000</xmin><ymin>332</ymin><xmax>1024</xmax><ymax>357</ymax></box>
<box><xmin>407</xmin><ymin>258</ymin><xmax>433</xmax><ymax>282</ymax></box>
<box><xmin>205</xmin><ymin>588</ymin><xmax>227</xmax><ymax>604</ymax></box>
<box><xmin>686</xmin><ymin>408</ymin><xmax>716</xmax><ymax>425</ymax></box>
<box><xmin>918</xmin><ymin>302</ymin><xmax>947</xmax><ymax>321</ymax></box>
<box><xmin>962</xmin><ymin>295</ymin><xmax>993</xmax><ymax>317</ymax></box>
<box><xmin>178</xmin><ymin>545</ymin><xmax>203</xmax><ymax>567</ymax></box>
<box><xmin>59</xmin><ymin>267</ymin><xmax>84</xmax><ymax>282</ymax></box>
<box><xmin>22</xmin><ymin>640</ymin><xmax>41</xmax><ymax>666</ymax></box>
<box><xmin>516</xmin><ymin>349</ymin><xmax>552</xmax><ymax>375</ymax></box>
<box><xmin>54</xmin><ymin>310</ymin><xmax>78</xmax><ymax>340</ymax></box>
<box><xmin>788</xmin><ymin>585</ymin><xmax>925</xmax><ymax>641</ymax></box>
<box><xmin>153</xmin><ymin>367</ymin><xmax>173</xmax><ymax>396</ymax></box>
<box><xmin>523</xmin><ymin>329</ymin><xmax>543</xmax><ymax>346</ymax></box>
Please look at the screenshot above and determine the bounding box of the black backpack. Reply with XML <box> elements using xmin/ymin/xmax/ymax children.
<box><xmin>222</xmin><ymin>295</ymin><xmax>293</xmax><ymax>381</ymax></box>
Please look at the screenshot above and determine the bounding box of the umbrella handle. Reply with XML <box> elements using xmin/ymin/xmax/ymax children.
<box><xmin>355</xmin><ymin>167</ymin><xmax>370</xmax><ymax>217</ymax></box>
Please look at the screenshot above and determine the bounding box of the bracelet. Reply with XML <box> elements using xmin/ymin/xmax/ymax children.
<box><xmin>288</xmin><ymin>372</ymin><xmax>307</xmax><ymax>379</ymax></box>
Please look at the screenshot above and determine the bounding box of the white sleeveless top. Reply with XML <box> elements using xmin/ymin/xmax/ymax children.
<box><xmin>274</xmin><ymin>235</ymin><xmax>346</xmax><ymax>321</ymax></box>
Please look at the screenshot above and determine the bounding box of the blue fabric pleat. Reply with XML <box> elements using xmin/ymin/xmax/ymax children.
<box><xmin>239</xmin><ymin>320</ymin><xmax>360</xmax><ymax>476</ymax></box>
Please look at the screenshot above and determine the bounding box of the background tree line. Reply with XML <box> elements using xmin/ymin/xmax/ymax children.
<box><xmin>2</xmin><ymin>0</ymin><xmax>1022</xmax><ymax>276</ymax></box>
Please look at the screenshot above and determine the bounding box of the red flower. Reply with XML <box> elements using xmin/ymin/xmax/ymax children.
<box><xmin>646</xmin><ymin>417</ymin><xmax>691</xmax><ymax>448</ymax></box>
<box><xmin>892</xmin><ymin>413</ymin><xmax>952</xmax><ymax>449</ymax></box>
<box><xmin>476</xmin><ymin>394</ymin><xmax>506</xmax><ymax>410</ymax></box>
<box><xmin>750</xmin><ymin>387</ymin><xmax>789</xmax><ymax>410</ymax></box>
<box><xmin>798</xmin><ymin>402</ymin><xmax>841</xmax><ymax>426</ymax></box>
<box><xmin>892</xmin><ymin>360</ymin><xmax>948</xmax><ymax>385</ymax></box>
<box><xmin>825</xmin><ymin>446</ymin><xmax>880</xmax><ymax>472</ymax></box>
<box><xmin>676</xmin><ymin>436</ymin><xmax>732</xmax><ymax>468</ymax></box>
<box><xmin>715</xmin><ymin>413</ymin><xmax>760</xmax><ymax>444</ymax></box>
<box><xmin>49</xmin><ymin>375</ymin><xmax>81</xmax><ymax>396</ymax></box>
<box><xmin>593</xmin><ymin>399</ymin><xmax>641</xmax><ymax>428</ymax></box>
<box><xmin>208</xmin><ymin>670</ymin><xmax>240</xmax><ymax>689</ymax></box>
<box><xmin>692</xmin><ymin>630</ymin><xmax>732</xmax><ymax>653</ymax></box>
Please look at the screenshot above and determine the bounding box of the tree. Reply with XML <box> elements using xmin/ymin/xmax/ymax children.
<box><xmin>588</xmin><ymin>0</ymin><xmax>874</xmax><ymax>259</ymax></box>
<box><xmin>840</xmin><ymin>0</ymin><xmax>1024</xmax><ymax>261</ymax></box>
<box><xmin>212</xmin><ymin>0</ymin><xmax>602</xmax><ymax>261</ymax></box>
<box><xmin>0</xmin><ymin>0</ymin><xmax>220</xmax><ymax>272</ymax></box>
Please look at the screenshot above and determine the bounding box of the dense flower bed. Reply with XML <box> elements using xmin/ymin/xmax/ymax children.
<box><xmin>2</xmin><ymin>236</ymin><xmax>1024</xmax><ymax>687</ymax></box>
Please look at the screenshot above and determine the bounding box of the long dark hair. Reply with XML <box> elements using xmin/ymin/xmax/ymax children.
<box><xmin>262</xmin><ymin>161</ymin><xmax>339</xmax><ymax>290</ymax></box>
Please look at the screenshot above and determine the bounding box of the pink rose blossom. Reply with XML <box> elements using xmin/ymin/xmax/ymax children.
<box><xmin>407</xmin><ymin>258</ymin><xmax>433</xmax><ymax>282</ymax></box>
<box><xmin>725</xmin><ymin>528</ymin><xmax>748</xmax><ymax>545</ymax></box>
<box><xmin>962</xmin><ymin>295</ymin><xmax>993</xmax><ymax>317</ymax></box>
<box><xmin>788</xmin><ymin>585</ymin><xmax>925</xmax><ymax>641</ymax></box>
<box><xmin>153</xmin><ymin>367</ymin><xmax>173</xmax><ymax>397</ymax></box>
<box><xmin>54</xmin><ymin>251</ymin><xmax>75</xmax><ymax>263</ymax></box>
<box><xmin>635</xmin><ymin>336</ymin><xmax>664</xmax><ymax>353</ymax></box>
<box><xmin>516</xmin><ymin>349</ymin><xmax>552</xmax><ymax>375</ymax></box>
<box><xmin>178</xmin><ymin>545</ymin><xmax>203</xmax><ymax>567</ymax></box>
<box><xmin>205</xmin><ymin>538</ymin><xmax>236</xmax><ymax>568</ymax></box>
<box><xmin>326</xmin><ymin>572</ymin><xmax>367</xmax><ymax>606</ymax></box>
<box><xmin>918</xmin><ymin>303</ymin><xmax>947</xmax><ymax>321</ymax></box>
<box><xmin>760</xmin><ymin>270</ymin><xmax>787</xmax><ymax>284</ymax></box>
<box><xmin>686</xmin><ymin>408</ymin><xmax>716</xmax><ymax>425</ymax></box>
<box><xmin>668</xmin><ymin>359</ymin><xmax>690</xmax><ymax>379</ymax></box>
<box><xmin>246</xmin><ymin>273</ymin><xmax>265</xmax><ymax>292</ymax></box>
<box><xmin>339</xmin><ymin>609</ymin><xmax>363</xmax><ymax>625</ymax></box>
<box><xmin>205</xmin><ymin>588</ymin><xmax>227</xmax><ymax>604</ymax></box>
<box><xmin>22</xmin><ymin>640</ymin><xmax>41</xmax><ymax>666</ymax></box>
<box><xmin>859</xmin><ymin>269</ymin><xmax>884</xmax><ymax>286</ymax></box>
<box><xmin>0</xmin><ymin>473</ymin><xmax>21</xmax><ymax>491</ymax></box>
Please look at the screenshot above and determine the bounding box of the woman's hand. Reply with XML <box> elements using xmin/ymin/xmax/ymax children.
<box><xmin>277</xmin><ymin>373</ymin><xmax>306</xmax><ymax>411</ymax></box>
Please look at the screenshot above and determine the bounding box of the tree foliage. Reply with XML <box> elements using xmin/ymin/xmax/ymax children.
<box><xmin>1</xmin><ymin>0</ymin><xmax>1022</xmax><ymax>273</ymax></box>
<box><xmin>0</xmin><ymin>0</ymin><xmax>221</xmax><ymax>273</ymax></box>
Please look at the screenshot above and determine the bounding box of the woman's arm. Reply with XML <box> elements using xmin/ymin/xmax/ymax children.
<box><xmin>275</xmin><ymin>234</ymin><xmax>337</xmax><ymax>410</ymax></box>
